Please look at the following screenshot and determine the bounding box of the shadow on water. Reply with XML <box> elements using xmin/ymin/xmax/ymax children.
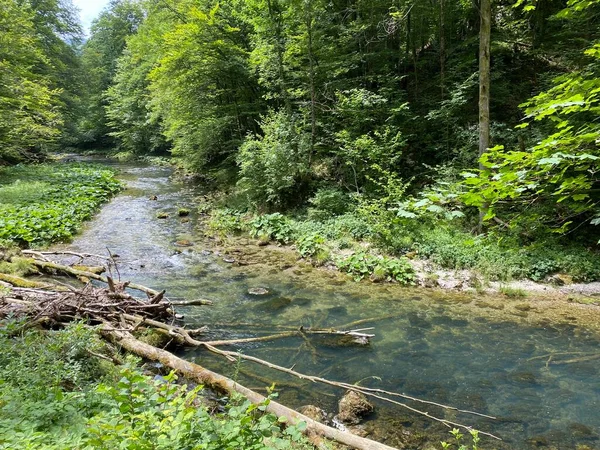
<box><xmin>57</xmin><ymin>160</ymin><xmax>600</xmax><ymax>450</ymax></box>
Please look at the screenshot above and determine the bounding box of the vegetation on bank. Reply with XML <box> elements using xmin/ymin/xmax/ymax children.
<box><xmin>0</xmin><ymin>321</ymin><xmax>314</xmax><ymax>450</ymax></box>
<box><xmin>0</xmin><ymin>164</ymin><xmax>122</xmax><ymax>247</ymax></box>
<box><xmin>205</xmin><ymin>195</ymin><xmax>600</xmax><ymax>285</ymax></box>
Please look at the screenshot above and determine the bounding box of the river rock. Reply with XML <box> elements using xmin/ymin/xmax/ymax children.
<box><xmin>247</xmin><ymin>287</ymin><xmax>269</xmax><ymax>296</ymax></box>
<box><xmin>223</xmin><ymin>256</ymin><xmax>236</xmax><ymax>263</ymax></box>
<box><xmin>175</xmin><ymin>239</ymin><xmax>193</xmax><ymax>247</ymax></box>
<box><xmin>298</xmin><ymin>405</ymin><xmax>328</xmax><ymax>424</ymax></box>
<box><xmin>257</xmin><ymin>296</ymin><xmax>292</xmax><ymax>311</ymax></box>
<box><xmin>337</xmin><ymin>390</ymin><xmax>373</xmax><ymax>425</ymax></box>
<box><xmin>545</xmin><ymin>273</ymin><xmax>573</xmax><ymax>286</ymax></box>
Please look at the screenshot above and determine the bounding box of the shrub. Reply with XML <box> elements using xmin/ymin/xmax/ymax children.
<box><xmin>0</xmin><ymin>324</ymin><xmax>312</xmax><ymax>450</ymax></box>
<box><xmin>307</xmin><ymin>188</ymin><xmax>352</xmax><ymax>220</ymax></box>
<box><xmin>86</xmin><ymin>369</ymin><xmax>311</xmax><ymax>450</ymax></box>
<box><xmin>296</xmin><ymin>232</ymin><xmax>327</xmax><ymax>258</ymax></box>
<box><xmin>237</xmin><ymin>110</ymin><xmax>310</xmax><ymax>208</ymax></box>
<box><xmin>336</xmin><ymin>252</ymin><xmax>415</xmax><ymax>284</ymax></box>
<box><xmin>248</xmin><ymin>213</ymin><xmax>296</xmax><ymax>244</ymax></box>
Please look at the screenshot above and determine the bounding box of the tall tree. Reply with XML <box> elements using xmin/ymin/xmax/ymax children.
<box><xmin>0</xmin><ymin>0</ymin><xmax>63</xmax><ymax>163</ymax></box>
<box><xmin>78</xmin><ymin>0</ymin><xmax>144</xmax><ymax>146</ymax></box>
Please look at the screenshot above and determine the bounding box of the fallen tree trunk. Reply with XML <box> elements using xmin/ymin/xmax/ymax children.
<box><xmin>101</xmin><ymin>325</ymin><xmax>399</xmax><ymax>450</ymax></box>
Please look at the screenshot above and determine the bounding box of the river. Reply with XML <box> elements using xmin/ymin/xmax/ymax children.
<box><xmin>56</xmin><ymin>160</ymin><xmax>600</xmax><ymax>449</ymax></box>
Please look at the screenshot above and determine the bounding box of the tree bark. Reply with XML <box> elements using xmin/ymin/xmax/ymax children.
<box><xmin>478</xmin><ymin>0</ymin><xmax>491</xmax><ymax>161</ymax></box>
<box><xmin>478</xmin><ymin>0</ymin><xmax>492</xmax><ymax>227</ymax></box>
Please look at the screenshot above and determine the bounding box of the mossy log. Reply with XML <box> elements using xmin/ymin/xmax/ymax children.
<box><xmin>101</xmin><ymin>326</ymin><xmax>399</xmax><ymax>450</ymax></box>
<box><xmin>0</xmin><ymin>273</ymin><xmax>57</xmax><ymax>289</ymax></box>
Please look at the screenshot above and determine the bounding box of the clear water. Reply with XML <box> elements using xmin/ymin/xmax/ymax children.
<box><xmin>57</xmin><ymin>161</ymin><xmax>600</xmax><ymax>449</ymax></box>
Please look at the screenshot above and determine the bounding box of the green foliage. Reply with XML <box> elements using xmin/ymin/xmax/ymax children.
<box><xmin>86</xmin><ymin>370</ymin><xmax>310</xmax><ymax>450</ymax></box>
<box><xmin>296</xmin><ymin>232</ymin><xmax>326</xmax><ymax>258</ymax></box>
<box><xmin>460</xmin><ymin>0</ymin><xmax>600</xmax><ymax>233</ymax></box>
<box><xmin>248</xmin><ymin>213</ymin><xmax>296</xmax><ymax>243</ymax></box>
<box><xmin>0</xmin><ymin>0</ymin><xmax>66</xmax><ymax>163</ymax></box>
<box><xmin>0</xmin><ymin>325</ymin><xmax>312</xmax><ymax>450</ymax></box>
<box><xmin>0</xmin><ymin>164</ymin><xmax>122</xmax><ymax>247</ymax></box>
<box><xmin>207</xmin><ymin>208</ymin><xmax>246</xmax><ymax>236</ymax></box>
<box><xmin>78</xmin><ymin>0</ymin><xmax>145</xmax><ymax>147</ymax></box>
<box><xmin>0</xmin><ymin>322</ymin><xmax>117</xmax><ymax>449</ymax></box>
<box><xmin>336</xmin><ymin>252</ymin><xmax>415</xmax><ymax>284</ymax></box>
<box><xmin>237</xmin><ymin>110</ymin><xmax>310</xmax><ymax>208</ymax></box>
<box><xmin>307</xmin><ymin>188</ymin><xmax>353</xmax><ymax>220</ymax></box>
<box><xmin>441</xmin><ymin>428</ymin><xmax>480</xmax><ymax>450</ymax></box>
<box><xmin>147</xmin><ymin>1</ymin><xmax>260</xmax><ymax>171</ymax></box>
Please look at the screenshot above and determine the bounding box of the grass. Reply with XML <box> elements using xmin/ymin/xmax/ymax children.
<box><xmin>0</xmin><ymin>163</ymin><xmax>122</xmax><ymax>247</ymax></box>
<box><xmin>499</xmin><ymin>285</ymin><xmax>528</xmax><ymax>298</ymax></box>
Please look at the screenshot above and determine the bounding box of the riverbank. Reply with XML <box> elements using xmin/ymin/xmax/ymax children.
<box><xmin>0</xmin><ymin>162</ymin><xmax>122</xmax><ymax>248</ymax></box>
<box><xmin>0</xmin><ymin>322</ymin><xmax>319</xmax><ymax>450</ymax></box>
<box><xmin>198</xmin><ymin>200</ymin><xmax>600</xmax><ymax>304</ymax></box>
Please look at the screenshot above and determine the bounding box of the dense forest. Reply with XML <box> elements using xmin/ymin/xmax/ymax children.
<box><xmin>1</xmin><ymin>0</ymin><xmax>599</xmax><ymax>280</ymax></box>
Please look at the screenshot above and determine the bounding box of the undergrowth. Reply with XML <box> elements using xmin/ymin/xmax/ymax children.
<box><xmin>0</xmin><ymin>321</ymin><xmax>314</xmax><ymax>450</ymax></box>
<box><xmin>0</xmin><ymin>163</ymin><xmax>122</xmax><ymax>247</ymax></box>
<box><xmin>204</xmin><ymin>186</ymin><xmax>600</xmax><ymax>283</ymax></box>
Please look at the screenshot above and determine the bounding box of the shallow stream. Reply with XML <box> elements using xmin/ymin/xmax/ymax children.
<box><xmin>56</xmin><ymin>160</ymin><xmax>600</xmax><ymax>449</ymax></box>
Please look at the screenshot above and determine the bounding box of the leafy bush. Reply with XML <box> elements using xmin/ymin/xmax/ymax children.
<box><xmin>307</xmin><ymin>187</ymin><xmax>353</xmax><ymax>220</ymax></box>
<box><xmin>207</xmin><ymin>208</ymin><xmax>246</xmax><ymax>236</ymax></box>
<box><xmin>336</xmin><ymin>252</ymin><xmax>415</xmax><ymax>284</ymax></box>
<box><xmin>248</xmin><ymin>213</ymin><xmax>296</xmax><ymax>243</ymax></box>
<box><xmin>86</xmin><ymin>369</ymin><xmax>310</xmax><ymax>450</ymax></box>
<box><xmin>296</xmin><ymin>232</ymin><xmax>326</xmax><ymax>258</ymax></box>
<box><xmin>237</xmin><ymin>110</ymin><xmax>310</xmax><ymax>208</ymax></box>
<box><xmin>0</xmin><ymin>164</ymin><xmax>122</xmax><ymax>247</ymax></box>
<box><xmin>0</xmin><ymin>324</ymin><xmax>313</xmax><ymax>450</ymax></box>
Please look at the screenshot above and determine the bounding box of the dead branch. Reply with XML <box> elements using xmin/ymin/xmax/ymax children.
<box><xmin>22</xmin><ymin>250</ymin><xmax>111</xmax><ymax>261</ymax></box>
<box><xmin>31</xmin><ymin>259</ymin><xmax>164</xmax><ymax>299</ymax></box>
<box><xmin>169</xmin><ymin>299</ymin><xmax>214</xmax><ymax>306</ymax></box>
<box><xmin>200</xmin><ymin>344</ymin><xmax>501</xmax><ymax>440</ymax></box>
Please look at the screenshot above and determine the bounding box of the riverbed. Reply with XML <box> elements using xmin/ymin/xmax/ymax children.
<box><xmin>56</xmin><ymin>160</ymin><xmax>600</xmax><ymax>450</ymax></box>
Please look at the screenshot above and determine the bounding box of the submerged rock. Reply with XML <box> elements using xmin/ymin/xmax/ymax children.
<box><xmin>257</xmin><ymin>296</ymin><xmax>292</xmax><ymax>311</ymax></box>
<box><xmin>247</xmin><ymin>287</ymin><xmax>269</xmax><ymax>296</ymax></box>
<box><xmin>337</xmin><ymin>390</ymin><xmax>374</xmax><ymax>425</ymax></box>
<box><xmin>298</xmin><ymin>405</ymin><xmax>328</xmax><ymax>424</ymax></box>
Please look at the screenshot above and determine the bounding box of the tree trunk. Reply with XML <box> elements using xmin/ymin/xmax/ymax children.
<box><xmin>439</xmin><ymin>0</ymin><xmax>446</xmax><ymax>100</ymax></box>
<box><xmin>478</xmin><ymin>0</ymin><xmax>491</xmax><ymax>226</ymax></box>
<box><xmin>305</xmin><ymin>0</ymin><xmax>317</xmax><ymax>163</ymax></box>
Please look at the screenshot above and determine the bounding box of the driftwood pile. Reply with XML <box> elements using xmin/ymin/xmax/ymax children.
<box><xmin>1</xmin><ymin>281</ymin><xmax>173</xmax><ymax>325</ymax></box>
<box><xmin>0</xmin><ymin>250</ymin><xmax>501</xmax><ymax>449</ymax></box>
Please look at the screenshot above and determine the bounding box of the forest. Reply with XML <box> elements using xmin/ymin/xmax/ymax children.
<box><xmin>2</xmin><ymin>0</ymin><xmax>599</xmax><ymax>283</ymax></box>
